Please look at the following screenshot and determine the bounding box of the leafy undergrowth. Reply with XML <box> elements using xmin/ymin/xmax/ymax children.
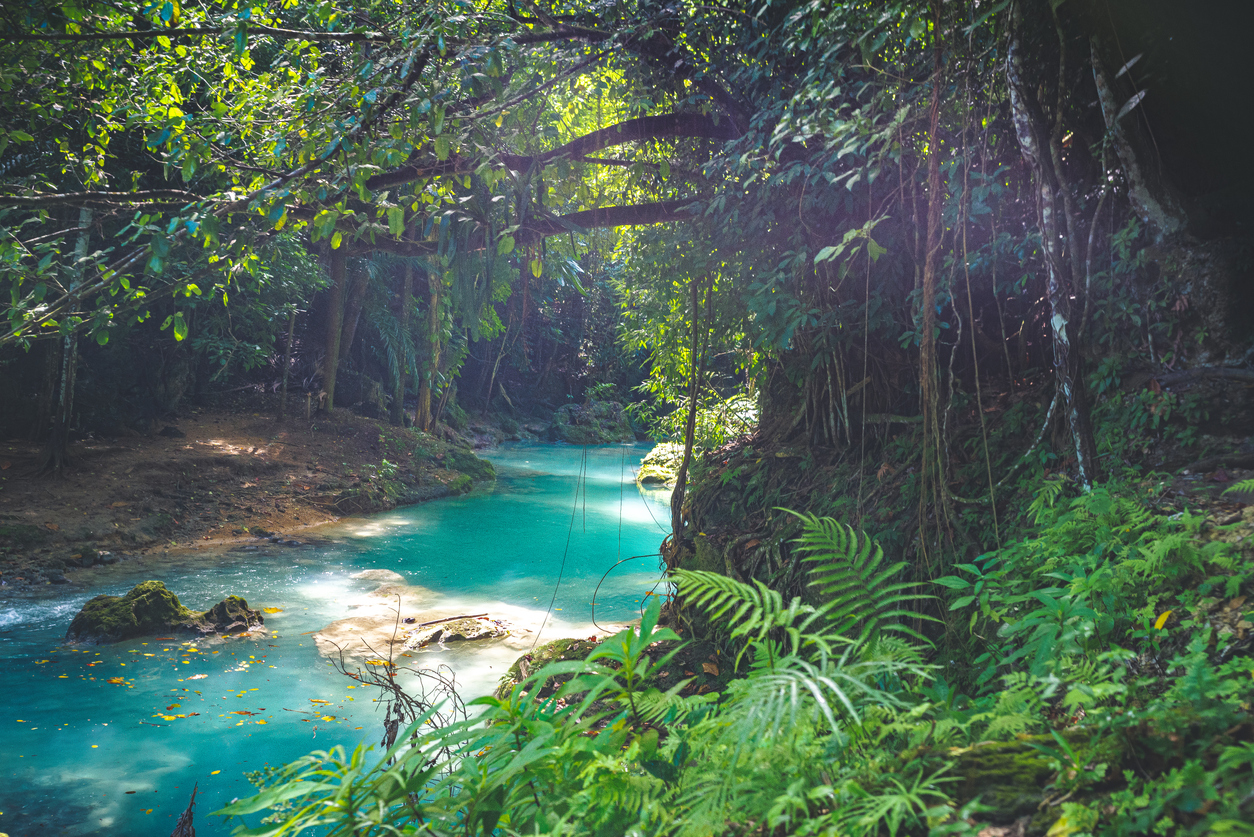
<box><xmin>217</xmin><ymin>484</ymin><xmax>1252</xmax><ymax>837</ymax></box>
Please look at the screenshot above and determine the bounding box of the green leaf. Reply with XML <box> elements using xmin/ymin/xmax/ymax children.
<box><xmin>659</xmin><ymin>159</ymin><xmax>670</xmax><ymax>180</ymax></box>
<box><xmin>434</xmin><ymin>136</ymin><xmax>450</xmax><ymax>161</ymax></box>
<box><xmin>496</xmin><ymin>235</ymin><xmax>515</xmax><ymax>255</ymax></box>
<box><xmin>387</xmin><ymin>206</ymin><xmax>405</xmax><ymax>236</ymax></box>
<box><xmin>171</xmin><ymin>314</ymin><xmax>188</xmax><ymax>342</ymax></box>
<box><xmin>331</xmin><ymin>231</ymin><xmax>343</xmax><ymax>249</ymax></box>
<box><xmin>530</xmin><ymin>258</ymin><xmax>542</xmax><ymax>277</ymax></box>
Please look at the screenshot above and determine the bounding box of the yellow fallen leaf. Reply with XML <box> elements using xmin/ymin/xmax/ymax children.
<box><xmin>262</xmin><ymin>607</ymin><xmax>283</xmax><ymax>614</ymax></box>
<box><xmin>309</xmin><ymin>699</ymin><xmax>330</xmax><ymax>704</ymax></box>
<box><xmin>320</xmin><ymin>715</ymin><xmax>336</xmax><ymax>721</ymax></box>
<box><xmin>45</xmin><ymin>522</ymin><xmax>59</xmax><ymax>531</ymax></box>
<box><xmin>365</xmin><ymin>659</ymin><xmax>390</xmax><ymax>666</ymax></box>
<box><xmin>1155</xmin><ymin>610</ymin><xmax>1173</xmax><ymax>630</ymax></box>
<box><xmin>211</xmin><ymin>770</ymin><xmax>221</xmax><ymax>775</ymax></box>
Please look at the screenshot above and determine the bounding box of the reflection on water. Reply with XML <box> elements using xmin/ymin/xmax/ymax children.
<box><xmin>0</xmin><ymin>443</ymin><xmax>668</xmax><ymax>836</ymax></box>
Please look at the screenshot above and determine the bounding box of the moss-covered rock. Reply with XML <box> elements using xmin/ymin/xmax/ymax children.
<box><xmin>947</xmin><ymin>739</ymin><xmax>1055</xmax><ymax>822</ymax></box>
<box><xmin>65</xmin><ymin>581</ymin><xmax>264</xmax><ymax>644</ymax></box>
<box><xmin>495</xmin><ymin>636</ymin><xmax>601</xmax><ymax>699</ymax></box>
<box><xmin>637</xmin><ymin>442</ymin><xmax>685</xmax><ymax>485</ymax></box>
<box><xmin>549</xmin><ymin>401</ymin><xmax>635</xmax><ymax>445</ymax></box>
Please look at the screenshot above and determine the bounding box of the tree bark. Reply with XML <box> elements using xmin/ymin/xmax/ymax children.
<box><xmin>1007</xmin><ymin>15</ymin><xmax>1098</xmax><ymax>488</ymax></box>
<box><xmin>41</xmin><ymin>208</ymin><xmax>92</xmax><ymax>474</ymax></box>
<box><xmin>1090</xmin><ymin>36</ymin><xmax>1188</xmax><ymax>241</ymax></box>
<box><xmin>391</xmin><ymin>259</ymin><xmax>414</xmax><ymax>426</ymax></box>
<box><xmin>671</xmin><ymin>277</ymin><xmax>709</xmax><ymax>542</ymax></box>
<box><xmin>416</xmin><ymin>268</ymin><xmax>440</xmax><ymax>431</ymax></box>
<box><xmin>322</xmin><ymin>249</ymin><xmax>348</xmax><ymax>412</ymax></box>
<box><xmin>339</xmin><ymin>259</ymin><xmax>371</xmax><ymax>362</ymax></box>
<box><xmin>278</xmin><ymin>309</ymin><xmax>297</xmax><ymax>422</ymax></box>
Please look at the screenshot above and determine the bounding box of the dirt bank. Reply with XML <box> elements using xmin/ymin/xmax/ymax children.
<box><xmin>0</xmin><ymin>405</ymin><xmax>497</xmax><ymax>592</ymax></box>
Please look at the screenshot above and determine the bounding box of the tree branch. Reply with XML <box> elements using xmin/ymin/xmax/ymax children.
<box><xmin>6</xmin><ymin>24</ymin><xmax>394</xmax><ymax>44</ymax></box>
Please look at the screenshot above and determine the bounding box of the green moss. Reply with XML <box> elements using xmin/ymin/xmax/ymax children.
<box><xmin>0</xmin><ymin>523</ymin><xmax>47</xmax><ymax>549</ymax></box>
<box><xmin>496</xmin><ymin>636</ymin><xmax>601</xmax><ymax>698</ymax></box>
<box><xmin>680</xmin><ymin>535</ymin><xmax>724</xmax><ymax>574</ymax></box>
<box><xmin>65</xmin><ymin>581</ymin><xmax>263</xmax><ymax>644</ymax></box>
<box><xmin>637</xmin><ymin>442</ymin><xmax>684</xmax><ymax>485</ymax></box>
<box><xmin>552</xmin><ymin>401</ymin><xmax>635</xmax><ymax>445</ymax></box>
<box><xmin>447</xmin><ymin>474</ymin><xmax>473</xmax><ymax>494</ymax></box>
<box><xmin>444</xmin><ymin>449</ymin><xmax>495</xmax><ymax>482</ymax></box>
<box><xmin>66</xmin><ymin>580</ymin><xmax>194</xmax><ymax>644</ymax></box>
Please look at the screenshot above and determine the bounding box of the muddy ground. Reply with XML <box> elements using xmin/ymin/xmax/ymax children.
<box><xmin>0</xmin><ymin>403</ymin><xmax>501</xmax><ymax>592</ymax></box>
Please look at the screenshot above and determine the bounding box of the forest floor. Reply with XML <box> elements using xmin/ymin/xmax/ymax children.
<box><xmin>0</xmin><ymin>403</ymin><xmax>501</xmax><ymax>593</ymax></box>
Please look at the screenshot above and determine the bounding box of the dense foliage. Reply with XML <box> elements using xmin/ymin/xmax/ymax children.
<box><xmin>3</xmin><ymin>0</ymin><xmax>1252</xmax><ymax>833</ymax></box>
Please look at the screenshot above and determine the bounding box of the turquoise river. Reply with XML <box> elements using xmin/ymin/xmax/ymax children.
<box><xmin>0</xmin><ymin>443</ymin><xmax>670</xmax><ymax>836</ymax></box>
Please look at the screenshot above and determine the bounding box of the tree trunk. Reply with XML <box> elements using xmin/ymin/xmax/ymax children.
<box><xmin>322</xmin><ymin>249</ymin><xmax>348</xmax><ymax>412</ymax></box>
<box><xmin>671</xmin><ymin>277</ymin><xmax>709</xmax><ymax>543</ymax></box>
<box><xmin>41</xmin><ymin>208</ymin><xmax>92</xmax><ymax>474</ymax></box>
<box><xmin>916</xmin><ymin>0</ymin><xmax>949</xmax><ymax>557</ymax></box>
<box><xmin>32</xmin><ymin>340</ymin><xmax>60</xmax><ymax>441</ymax></box>
<box><xmin>339</xmin><ymin>259</ymin><xmax>370</xmax><ymax>362</ymax></box>
<box><xmin>1008</xmin><ymin>14</ymin><xmax>1098</xmax><ymax>488</ymax></box>
<box><xmin>391</xmin><ymin>260</ymin><xmax>414</xmax><ymax>426</ymax></box>
<box><xmin>416</xmin><ymin>268</ymin><xmax>440</xmax><ymax>431</ymax></box>
<box><xmin>278</xmin><ymin>309</ymin><xmax>297</xmax><ymax>423</ymax></box>
<box><xmin>1089</xmin><ymin>36</ymin><xmax>1188</xmax><ymax>241</ymax></box>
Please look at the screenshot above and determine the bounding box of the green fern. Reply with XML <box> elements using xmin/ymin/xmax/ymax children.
<box><xmin>1223</xmin><ymin>478</ymin><xmax>1254</xmax><ymax>498</ymax></box>
<box><xmin>786</xmin><ymin>512</ymin><xmax>934</xmax><ymax>643</ymax></box>
<box><xmin>673</xmin><ymin>569</ymin><xmax>817</xmax><ymax>669</ymax></box>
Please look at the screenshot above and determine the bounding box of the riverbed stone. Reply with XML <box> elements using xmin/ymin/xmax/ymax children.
<box><xmin>403</xmin><ymin>617</ymin><xmax>507</xmax><ymax>649</ymax></box>
<box><xmin>64</xmin><ymin>580</ymin><xmax>264</xmax><ymax>644</ymax></box>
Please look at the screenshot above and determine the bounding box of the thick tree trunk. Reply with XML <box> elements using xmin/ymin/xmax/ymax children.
<box><xmin>416</xmin><ymin>268</ymin><xmax>440</xmax><ymax>431</ymax></box>
<box><xmin>1008</xmin><ymin>17</ymin><xmax>1098</xmax><ymax>487</ymax></box>
<box><xmin>322</xmin><ymin>249</ymin><xmax>348</xmax><ymax>412</ymax></box>
<box><xmin>391</xmin><ymin>260</ymin><xmax>414</xmax><ymax>426</ymax></box>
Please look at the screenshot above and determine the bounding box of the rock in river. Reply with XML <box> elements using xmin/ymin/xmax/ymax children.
<box><xmin>65</xmin><ymin>580</ymin><xmax>264</xmax><ymax>644</ymax></box>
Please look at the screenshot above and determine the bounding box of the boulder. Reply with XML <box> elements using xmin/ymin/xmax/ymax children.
<box><xmin>549</xmin><ymin>400</ymin><xmax>635</xmax><ymax>445</ymax></box>
<box><xmin>65</xmin><ymin>580</ymin><xmax>264</xmax><ymax>644</ymax></box>
<box><xmin>636</xmin><ymin>442</ymin><xmax>685</xmax><ymax>485</ymax></box>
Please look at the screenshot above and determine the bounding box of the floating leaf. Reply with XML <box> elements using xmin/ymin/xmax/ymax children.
<box><xmin>262</xmin><ymin>607</ymin><xmax>283</xmax><ymax>614</ymax></box>
<box><xmin>188</xmin><ymin>674</ymin><xmax>207</xmax><ymax>680</ymax></box>
<box><xmin>364</xmin><ymin>659</ymin><xmax>390</xmax><ymax>666</ymax></box>
<box><xmin>106</xmin><ymin>677</ymin><xmax>124</xmax><ymax>684</ymax></box>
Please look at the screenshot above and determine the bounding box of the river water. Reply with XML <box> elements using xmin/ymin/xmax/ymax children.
<box><xmin>0</xmin><ymin>443</ymin><xmax>670</xmax><ymax>836</ymax></box>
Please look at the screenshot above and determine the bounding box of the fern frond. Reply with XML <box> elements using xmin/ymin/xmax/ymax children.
<box><xmin>785</xmin><ymin>512</ymin><xmax>934</xmax><ymax>643</ymax></box>
<box><xmin>673</xmin><ymin>569</ymin><xmax>814</xmax><ymax>662</ymax></box>
<box><xmin>1224</xmin><ymin>478</ymin><xmax>1254</xmax><ymax>498</ymax></box>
